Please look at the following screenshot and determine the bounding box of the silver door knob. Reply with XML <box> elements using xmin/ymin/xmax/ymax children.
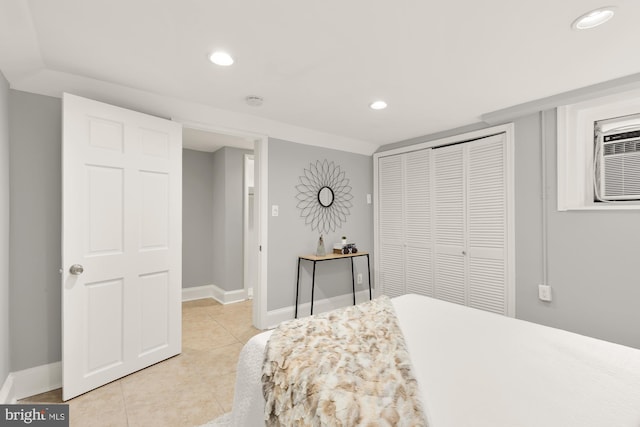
<box><xmin>69</xmin><ymin>264</ymin><xmax>84</xmax><ymax>275</ymax></box>
<box><xmin>462</xmin><ymin>251</ymin><xmax>467</xmax><ymax>255</ymax></box>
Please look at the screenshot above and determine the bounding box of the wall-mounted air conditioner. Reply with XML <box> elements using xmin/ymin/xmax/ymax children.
<box><xmin>594</xmin><ymin>114</ymin><xmax>640</xmax><ymax>201</ymax></box>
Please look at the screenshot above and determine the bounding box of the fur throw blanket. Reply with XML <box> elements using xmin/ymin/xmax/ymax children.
<box><xmin>262</xmin><ymin>296</ymin><xmax>427</xmax><ymax>427</ymax></box>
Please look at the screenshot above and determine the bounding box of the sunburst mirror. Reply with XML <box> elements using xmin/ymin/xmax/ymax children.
<box><xmin>296</xmin><ymin>159</ymin><xmax>353</xmax><ymax>234</ymax></box>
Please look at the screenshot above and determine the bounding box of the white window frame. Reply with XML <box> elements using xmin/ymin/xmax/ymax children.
<box><xmin>557</xmin><ymin>89</ymin><xmax>640</xmax><ymax>211</ymax></box>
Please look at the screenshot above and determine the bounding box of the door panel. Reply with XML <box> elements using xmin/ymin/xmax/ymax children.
<box><xmin>86</xmin><ymin>166</ymin><xmax>124</xmax><ymax>254</ymax></box>
<box><xmin>62</xmin><ymin>93</ymin><xmax>182</xmax><ymax>400</ymax></box>
<box><xmin>86</xmin><ymin>278</ymin><xmax>124</xmax><ymax>374</ymax></box>
<box><xmin>378</xmin><ymin>155</ymin><xmax>405</xmax><ymax>296</ymax></box>
<box><xmin>433</xmin><ymin>144</ymin><xmax>466</xmax><ymax>305</ymax></box>
<box><xmin>405</xmin><ymin>150</ymin><xmax>433</xmax><ymax>296</ymax></box>
<box><xmin>467</xmin><ymin>134</ymin><xmax>507</xmax><ymax>314</ymax></box>
<box><xmin>139</xmin><ymin>271</ymin><xmax>170</xmax><ymax>355</ymax></box>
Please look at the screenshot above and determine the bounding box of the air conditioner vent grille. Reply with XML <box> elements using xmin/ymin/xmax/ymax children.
<box><xmin>603</xmin><ymin>153</ymin><xmax>640</xmax><ymax>197</ymax></box>
<box><xmin>603</xmin><ymin>139</ymin><xmax>640</xmax><ymax>156</ymax></box>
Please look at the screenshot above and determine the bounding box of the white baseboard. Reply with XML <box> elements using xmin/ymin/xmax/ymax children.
<box><xmin>265</xmin><ymin>290</ymin><xmax>371</xmax><ymax>329</ymax></box>
<box><xmin>182</xmin><ymin>284</ymin><xmax>247</xmax><ymax>305</ymax></box>
<box><xmin>1</xmin><ymin>362</ymin><xmax>62</xmax><ymax>403</ymax></box>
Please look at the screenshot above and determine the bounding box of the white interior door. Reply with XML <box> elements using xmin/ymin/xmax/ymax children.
<box><xmin>62</xmin><ymin>93</ymin><xmax>182</xmax><ymax>400</ymax></box>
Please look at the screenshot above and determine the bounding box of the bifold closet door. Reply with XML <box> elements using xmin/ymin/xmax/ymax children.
<box><xmin>376</xmin><ymin>131</ymin><xmax>510</xmax><ymax>314</ymax></box>
<box><xmin>377</xmin><ymin>150</ymin><xmax>433</xmax><ymax>298</ymax></box>
<box><xmin>433</xmin><ymin>144</ymin><xmax>466</xmax><ymax>305</ymax></box>
<box><xmin>466</xmin><ymin>134</ymin><xmax>507</xmax><ymax>314</ymax></box>
<box><xmin>404</xmin><ymin>149</ymin><xmax>433</xmax><ymax>296</ymax></box>
<box><xmin>432</xmin><ymin>134</ymin><xmax>507</xmax><ymax>314</ymax></box>
<box><xmin>378</xmin><ymin>155</ymin><xmax>405</xmax><ymax>297</ymax></box>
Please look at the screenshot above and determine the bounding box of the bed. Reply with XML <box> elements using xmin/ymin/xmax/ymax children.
<box><xmin>227</xmin><ymin>294</ymin><xmax>640</xmax><ymax>426</ymax></box>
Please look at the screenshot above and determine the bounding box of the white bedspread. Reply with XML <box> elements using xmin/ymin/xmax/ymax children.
<box><xmin>228</xmin><ymin>294</ymin><xmax>640</xmax><ymax>426</ymax></box>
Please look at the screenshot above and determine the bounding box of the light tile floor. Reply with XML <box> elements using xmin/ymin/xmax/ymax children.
<box><xmin>20</xmin><ymin>298</ymin><xmax>260</xmax><ymax>427</ymax></box>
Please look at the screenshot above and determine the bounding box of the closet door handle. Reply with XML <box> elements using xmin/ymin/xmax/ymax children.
<box><xmin>462</xmin><ymin>251</ymin><xmax>467</xmax><ymax>256</ymax></box>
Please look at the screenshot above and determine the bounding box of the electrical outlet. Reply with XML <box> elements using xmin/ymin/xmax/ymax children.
<box><xmin>271</xmin><ymin>205</ymin><xmax>279</xmax><ymax>216</ymax></box>
<box><xmin>538</xmin><ymin>284</ymin><xmax>552</xmax><ymax>302</ymax></box>
<box><xmin>357</xmin><ymin>273</ymin><xmax>363</xmax><ymax>284</ymax></box>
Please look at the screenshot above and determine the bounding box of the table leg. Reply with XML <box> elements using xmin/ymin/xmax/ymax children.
<box><xmin>310</xmin><ymin>261</ymin><xmax>316</xmax><ymax>316</ymax></box>
<box><xmin>295</xmin><ymin>257</ymin><xmax>301</xmax><ymax>318</ymax></box>
<box><xmin>351</xmin><ymin>257</ymin><xmax>356</xmax><ymax>305</ymax></box>
<box><xmin>366</xmin><ymin>253</ymin><xmax>372</xmax><ymax>300</ymax></box>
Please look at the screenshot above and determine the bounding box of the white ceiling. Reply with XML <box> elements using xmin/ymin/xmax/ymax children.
<box><xmin>2</xmin><ymin>0</ymin><xmax>640</xmax><ymax>152</ymax></box>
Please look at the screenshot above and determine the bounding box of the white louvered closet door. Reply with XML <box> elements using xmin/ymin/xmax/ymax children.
<box><xmin>433</xmin><ymin>144</ymin><xmax>466</xmax><ymax>305</ymax></box>
<box><xmin>376</xmin><ymin>129</ymin><xmax>512</xmax><ymax>315</ymax></box>
<box><xmin>405</xmin><ymin>150</ymin><xmax>433</xmax><ymax>296</ymax></box>
<box><xmin>378</xmin><ymin>155</ymin><xmax>405</xmax><ymax>297</ymax></box>
<box><xmin>466</xmin><ymin>134</ymin><xmax>507</xmax><ymax>314</ymax></box>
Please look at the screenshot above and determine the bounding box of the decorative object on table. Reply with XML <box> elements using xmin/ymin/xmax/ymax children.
<box><xmin>296</xmin><ymin>159</ymin><xmax>353</xmax><ymax>234</ymax></box>
<box><xmin>316</xmin><ymin>235</ymin><xmax>326</xmax><ymax>256</ymax></box>
<box><xmin>341</xmin><ymin>236</ymin><xmax>347</xmax><ymax>246</ymax></box>
<box><xmin>333</xmin><ymin>241</ymin><xmax>357</xmax><ymax>254</ymax></box>
<box><xmin>342</xmin><ymin>243</ymin><xmax>358</xmax><ymax>254</ymax></box>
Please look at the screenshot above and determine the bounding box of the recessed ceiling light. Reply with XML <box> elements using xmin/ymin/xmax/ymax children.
<box><xmin>572</xmin><ymin>7</ymin><xmax>616</xmax><ymax>30</ymax></box>
<box><xmin>209</xmin><ymin>51</ymin><xmax>234</xmax><ymax>66</ymax></box>
<box><xmin>370</xmin><ymin>100</ymin><xmax>387</xmax><ymax>110</ymax></box>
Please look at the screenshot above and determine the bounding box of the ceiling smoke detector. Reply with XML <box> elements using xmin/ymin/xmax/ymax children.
<box><xmin>245</xmin><ymin>95</ymin><xmax>264</xmax><ymax>107</ymax></box>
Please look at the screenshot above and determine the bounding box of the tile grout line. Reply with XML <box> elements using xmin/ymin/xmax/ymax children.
<box><xmin>119</xmin><ymin>381</ymin><xmax>132</xmax><ymax>427</ymax></box>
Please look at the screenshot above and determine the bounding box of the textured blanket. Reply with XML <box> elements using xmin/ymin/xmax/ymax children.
<box><xmin>262</xmin><ymin>296</ymin><xmax>427</xmax><ymax>427</ymax></box>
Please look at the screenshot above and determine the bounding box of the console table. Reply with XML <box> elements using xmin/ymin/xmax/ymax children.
<box><xmin>295</xmin><ymin>251</ymin><xmax>371</xmax><ymax>318</ymax></box>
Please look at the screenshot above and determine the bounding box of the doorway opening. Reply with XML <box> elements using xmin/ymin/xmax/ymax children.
<box><xmin>180</xmin><ymin>123</ymin><xmax>267</xmax><ymax>330</ymax></box>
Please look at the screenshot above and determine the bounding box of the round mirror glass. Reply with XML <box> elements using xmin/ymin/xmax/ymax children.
<box><xmin>318</xmin><ymin>186</ymin><xmax>334</xmax><ymax>207</ymax></box>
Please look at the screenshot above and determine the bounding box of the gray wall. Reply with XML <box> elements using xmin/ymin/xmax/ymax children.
<box><xmin>379</xmin><ymin>109</ymin><xmax>640</xmax><ymax>349</ymax></box>
<box><xmin>212</xmin><ymin>147</ymin><xmax>253</xmax><ymax>292</ymax></box>
<box><xmin>515</xmin><ymin>110</ymin><xmax>640</xmax><ymax>349</ymax></box>
<box><xmin>184</xmin><ymin>146</ymin><xmax>251</xmax><ymax>292</ymax></box>
<box><xmin>9</xmin><ymin>90</ymin><xmax>62</xmax><ymax>371</ymax></box>
<box><xmin>267</xmin><ymin>138</ymin><xmax>373</xmax><ymax>312</ymax></box>
<box><xmin>0</xmin><ymin>73</ymin><xmax>10</xmax><ymax>385</ymax></box>
<box><xmin>182</xmin><ymin>149</ymin><xmax>215</xmax><ymax>288</ymax></box>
